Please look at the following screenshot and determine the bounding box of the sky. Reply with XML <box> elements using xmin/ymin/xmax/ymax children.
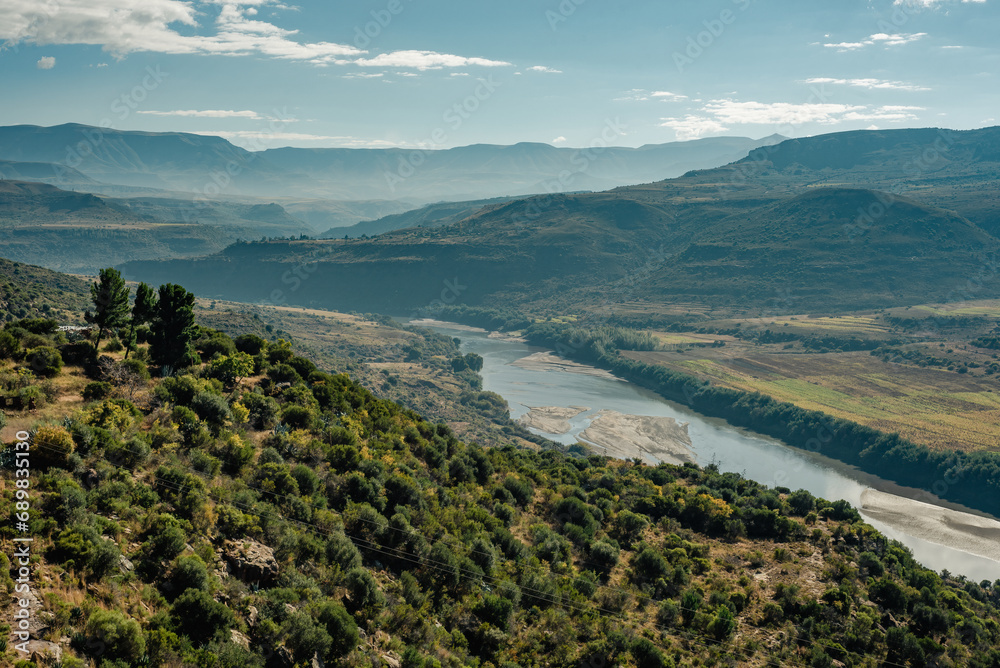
<box><xmin>0</xmin><ymin>0</ymin><xmax>997</xmax><ymax>150</ymax></box>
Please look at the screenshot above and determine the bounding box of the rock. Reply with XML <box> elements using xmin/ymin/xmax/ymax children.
<box><xmin>222</xmin><ymin>539</ymin><xmax>279</xmax><ymax>585</ymax></box>
<box><xmin>119</xmin><ymin>555</ymin><xmax>134</xmax><ymax>573</ymax></box>
<box><xmin>383</xmin><ymin>651</ymin><xmax>402</xmax><ymax>668</ymax></box>
<box><xmin>82</xmin><ymin>468</ymin><xmax>100</xmax><ymax>489</ymax></box>
<box><xmin>26</xmin><ymin>640</ymin><xmax>62</xmax><ymax>665</ymax></box>
<box><xmin>274</xmin><ymin>646</ymin><xmax>295</xmax><ymax>667</ymax></box>
<box><xmin>231</xmin><ymin>629</ymin><xmax>250</xmax><ymax>649</ymax></box>
<box><xmin>284</xmin><ymin>603</ymin><xmax>296</xmax><ymax>616</ymax></box>
<box><xmin>247</xmin><ymin>605</ymin><xmax>259</xmax><ymax>627</ymax></box>
<box><xmin>311</xmin><ymin>652</ymin><xmax>327</xmax><ymax>668</ymax></box>
<box><xmin>10</xmin><ymin>588</ymin><xmax>48</xmax><ymax>639</ymax></box>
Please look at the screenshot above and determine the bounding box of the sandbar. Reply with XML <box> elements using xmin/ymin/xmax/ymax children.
<box><xmin>580</xmin><ymin>410</ymin><xmax>696</xmax><ymax>465</ymax></box>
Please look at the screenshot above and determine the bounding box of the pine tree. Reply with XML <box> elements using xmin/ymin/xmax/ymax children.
<box><xmin>124</xmin><ymin>282</ymin><xmax>158</xmax><ymax>360</ymax></box>
<box><xmin>149</xmin><ymin>284</ymin><xmax>198</xmax><ymax>372</ymax></box>
<box><xmin>85</xmin><ymin>268</ymin><xmax>130</xmax><ymax>351</ymax></box>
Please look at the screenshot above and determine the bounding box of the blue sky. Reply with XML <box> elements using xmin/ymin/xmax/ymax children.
<box><xmin>0</xmin><ymin>0</ymin><xmax>997</xmax><ymax>149</ymax></box>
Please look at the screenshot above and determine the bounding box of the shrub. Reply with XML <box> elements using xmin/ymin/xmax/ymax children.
<box><xmin>242</xmin><ymin>392</ymin><xmax>280</xmax><ymax>430</ymax></box>
<box><xmin>344</xmin><ymin>567</ymin><xmax>382</xmax><ymax>610</ymax></box>
<box><xmin>191</xmin><ymin>391</ymin><xmax>232</xmax><ymax>428</ymax></box>
<box><xmin>85</xmin><ymin>609</ymin><xmax>145</xmax><ymax>663</ymax></box>
<box><xmin>0</xmin><ymin>330</ymin><xmax>20</xmax><ymax>359</ymax></box>
<box><xmin>283</xmin><ymin>612</ymin><xmax>333</xmax><ymax>664</ymax></box>
<box><xmin>317</xmin><ymin>601</ymin><xmax>358</xmax><ymax>659</ymax></box>
<box><xmin>280</xmin><ymin>404</ymin><xmax>316</xmax><ymax>430</ymax></box>
<box><xmin>234</xmin><ymin>333</ymin><xmax>268</xmax><ymax>355</ymax></box>
<box><xmin>24</xmin><ymin>346</ymin><xmax>63</xmax><ymax>377</ymax></box>
<box><xmin>267</xmin><ymin>363</ymin><xmax>302</xmax><ymax>385</ymax></box>
<box><xmin>171</xmin><ymin>588</ymin><xmax>237</xmax><ymax>645</ymax></box>
<box><xmin>167</xmin><ymin>555</ymin><xmax>210</xmax><ymax>598</ymax></box>
<box><xmin>34</xmin><ymin>425</ymin><xmax>75</xmax><ymax>468</ymax></box>
<box><xmin>83</xmin><ymin>381</ymin><xmax>113</xmax><ymax>401</ymax></box>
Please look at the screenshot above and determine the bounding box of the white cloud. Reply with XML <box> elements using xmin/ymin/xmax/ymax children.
<box><xmin>137</xmin><ymin>109</ymin><xmax>264</xmax><ymax>119</ymax></box>
<box><xmin>823</xmin><ymin>32</ymin><xmax>926</xmax><ymax>50</ymax></box>
<box><xmin>705</xmin><ymin>100</ymin><xmax>923</xmax><ymax>125</ymax></box>
<box><xmin>355</xmin><ymin>50</ymin><xmax>511</xmax><ymax>70</ymax></box>
<box><xmin>343</xmin><ymin>72</ymin><xmax>384</xmax><ymax>79</ymax></box>
<box><xmin>197</xmin><ymin>129</ymin><xmax>405</xmax><ymax>148</ymax></box>
<box><xmin>659</xmin><ymin>115</ymin><xmax>729</xmax><ymax>141</ymax></box>
<box><xmin>651</xmin><ymin>91</ymin><xmax>688</xmax><ymax>101</ymax></box>
<box><xmin>661</xmin><ymin>99</ymin><xmax>924</xmax><ymax>139</ymax></box>
<box><xmin>895</xmin><ymin>0</ymin><xmax>986</xmax><ymax>6</ymax></box>
<box><xmin>804</xmin><ymin>77</ymin><xmax>930</xmax><ymax>92</ymax></box>
<box><xmin>615</xmin><ymin>88</ymin><xmax>688</xmax><ymax>103</ymax></box>
<box><xmin>36</xmin><ymin>56</ymin><xmax>55</xmax><ymax>69</ymax></box>
<box><xmin>450</xmin><ymin>72</ymin><xmax>470</xmax><ymax>77</ymax></box>
<box><xmin>551</xmin><ymin>136</ymin><xmax>567</xmax><ymax>145</ymax></box>
<box><xmin>528</xmin><ymin>65</ymin><xmax>562</xmax><ymax>74</ymax></box>
<box><xmin>0</xmin><ymin>1</ymin><xmax>507</xmax><ymax>69</ymax></box>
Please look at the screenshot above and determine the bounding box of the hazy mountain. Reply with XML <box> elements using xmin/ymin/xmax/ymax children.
<box><xmin>0</xmin><ymin>180</ymin><xmax>310</xmax><ymax>272</ymax></box>
<box><xmin>0</xmin><ymin>123</ymin><xmax>297</xmax><ymax>194</ymax></box>
<box><xmin>261</xmin><ymin>135</ymin><xmax>787</xmax><ymax>201</ymax></box>
<box><xmin>0</xmin><ymin>124</ymin><xmax>785</xmax><ymax>202</ymax></box>
<box><xmin>325</xmin><ymin>196</ymin><xmax>528</xmax><ymax>238</ymax></box>
<box><xmin>121</xmin><ymin>126</ymin><xmax>1000</xmax><ymax>314</ymax></box>
<box><xmin>0</xmin><ymin>159</ymin><xmax>99</xmax><ymax>187</ymax></box>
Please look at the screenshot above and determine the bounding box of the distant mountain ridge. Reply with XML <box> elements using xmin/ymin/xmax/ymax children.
<box><xmin>0</xmin><ymin>180</ymin><xmax>311</xmax><ymax>272</ymax></box>
<box><xmin>121</xmin><ymin>125</ymin><xmax>1000</xmax><ymax>315</ymax></box>
<box><xmin>0</xmin><ymin>123</ymin><xmax>785</xmax><ymax>202</ymax></box>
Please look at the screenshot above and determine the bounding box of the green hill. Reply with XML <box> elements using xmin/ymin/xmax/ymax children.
<box><xmin>2</xmin><ymin>277</ymin><xmax>1000</xmax><ymax>667</ymax></box>
<box><xmin>0</xmin><ymin>256</ymin><xmax>90</xmax><ymax>322</ymax></box>
<box><xmin>0</xmin><ymin>181</ymin><xmax>313</xmax><ymax>273</ymax></box>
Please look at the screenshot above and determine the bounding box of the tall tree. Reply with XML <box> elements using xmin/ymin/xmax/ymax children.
<box><xmin>123</xmin><ymin>282</ymin><xmax>158</xmax><ymax>360</ymax></box>
<box><xmin>148</xmin><ymin>284</ymin><xmax>198</xmax><ymax>372</ymax></box>
<box><xmin>85</xmin><ymin>268</ymin><xmax>130</xmax><ymax>351</ymax></box>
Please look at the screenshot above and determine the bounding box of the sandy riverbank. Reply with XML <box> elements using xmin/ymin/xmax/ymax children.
<box><xmin>861</xmin><ymin>489</ymin><xmax>1000</xmax><ymax>564</ymax></box>
<box><xmin>518</xmin><ymin>406</ymin><xmax>590</xmax><ymax>434</ymax></box>
<box><xmin>580</xmin><ymin>410</ymin><xmax>696</xmax><ymax>465</ymax></box>
<box><xmin>408</xmin><ymin>319</ymin><xmax>487</xmax><ymax>332</ymax></box>
<box><xmin>511</xmin><ymin>352</ymin><xmax>620</xmax><ymax>380</ymax></box>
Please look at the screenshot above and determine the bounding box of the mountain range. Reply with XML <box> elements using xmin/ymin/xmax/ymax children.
<box><xmin>120</xmin><ymin>126</ymin><xmax>1000</xmax><ymax>316</ymax></box>
<box><xmin>0</xmin><ymin>123</ymin><xmax>784</xmax><ymax>202</ymax></box>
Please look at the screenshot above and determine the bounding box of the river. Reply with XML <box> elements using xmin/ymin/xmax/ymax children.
<box><xmin>417</xmin><ymin>320</ymin><xmax>1000</xmax><ymax>582</ymax></box>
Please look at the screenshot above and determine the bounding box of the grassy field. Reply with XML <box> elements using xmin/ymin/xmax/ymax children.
<box><xmin>624</xmin><ymin>350</ymin><xmax>1000</xmax><ymax>452</ymax></box>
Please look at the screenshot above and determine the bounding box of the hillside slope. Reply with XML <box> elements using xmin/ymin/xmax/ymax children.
<box><xmin>2</xmin><ymin>295</ymin><xmax>1000</xmax><ymax>667</ymax></box>
<box><xmin>123</xmin><ymin>126</ymin><xmax>1000</xmax><ymax>315</ymax></box>
<box><xmin>0</xmin><ymin>181</ymin><xmax>313</xmax><ymax>272</ymax></box>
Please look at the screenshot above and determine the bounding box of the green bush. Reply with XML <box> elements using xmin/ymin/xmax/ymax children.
<box><xmin>234</xmin><ymin>333</ymin><xmax>268</xmax><ymax>355</ymax></box>
<box><xmin>171</xmin><ymin>588</ymin><xmax>236</xmax><ymax>645</ymax></box>
<box><xmin>167</xmin><ymin>555</ymin><xmax>210</xmax><ymax>598</ymax></box>
<box><xmin>0</xmin><ymin>330</ymin><xmax>19</xmax><ymax>359</ymax></box>
<box><xmin>34</xmin><ymin>425</ymin><xmax>75</xmax><ymax>468</ymax></box>
<box><xmin>25</xmin><ymin>346</ymin><xmax>63</xmax><ymax>377</ymax></box>
<box><xmin>317</xmin><ymin>601</ymin><xmax>358</xmax><ymax>659</ymax></box>
<box><xmin>242</xmin><ymin>391</ymin><xmax>279</xmax><ymax>429</ymax></box>
<box><xmin>85</xmin><ymin>609</ymin><xmax>146</xmax><ymax>663</ymax></box>
<box><xmin>191</xmin><ymin>391</ymin><xmax>232</xmax><ymax>428</ymax></box>
<box><xmin>83</xmin><ymin>381</ymin><xmax>113</xmax><ymax>401</ymax></box>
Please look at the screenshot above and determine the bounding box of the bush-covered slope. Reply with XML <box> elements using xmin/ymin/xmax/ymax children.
<box><xmin>2</xmin><ymin>293</ymin><xmax>1000</xmax><ymax>667</ymax></box>
<box><xmin>0</xmin><ymin>257</ymin><xmax>90</xmax><ymax>322</ymax></box>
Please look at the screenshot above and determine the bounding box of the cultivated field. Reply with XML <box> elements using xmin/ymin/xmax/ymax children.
<box><xmin>624</xmin><ymin>349</ymin><xmax>1000</xmax><ymax>452</ymax></box>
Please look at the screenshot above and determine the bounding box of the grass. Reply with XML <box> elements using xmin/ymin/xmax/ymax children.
<box><xmin>658</xmin><ymin>354</ymin><xmax>1000</xmax><ymax>452</ymax></box>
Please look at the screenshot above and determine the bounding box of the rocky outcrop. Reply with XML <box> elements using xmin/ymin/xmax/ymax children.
<box><xmin>222</xmin><ymin>539</ymin><xmax>279</xmax><ymax>585</ymax></box>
